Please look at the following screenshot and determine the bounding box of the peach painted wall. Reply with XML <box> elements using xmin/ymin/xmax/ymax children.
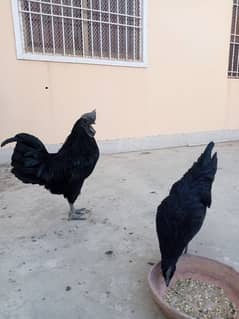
<box><xmin>1</xmin><ymin>0</ymin><xmax>239</xmax><ymax>145</ymax></box>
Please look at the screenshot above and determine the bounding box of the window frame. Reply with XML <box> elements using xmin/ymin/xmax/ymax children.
<box><xmin>11</xmin><ymin>0</ymin><xmax>148</xmax><ymax>68</ymax></box>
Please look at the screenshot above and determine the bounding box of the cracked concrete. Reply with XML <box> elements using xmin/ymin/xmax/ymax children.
<box><xmin>0</xmin><ymin>142</ymin><xmax>239</xmax><ymax>319</ymax></box>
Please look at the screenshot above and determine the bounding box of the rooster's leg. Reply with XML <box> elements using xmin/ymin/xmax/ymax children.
<box><xmin>74</xmin><ymin>208</ymin><xmax>90</xmax><ymax>214</ymax></box>
<box><xmin>68</xmin><ymin>203</ymin><xmax>87</xmax><ymax>220</ymax></box>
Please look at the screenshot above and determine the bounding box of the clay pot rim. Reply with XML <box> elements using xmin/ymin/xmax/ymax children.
<box><xmin>148</xmin><ymin>254</ymin><xmax>239</xmax><ymax>319</ymax></box>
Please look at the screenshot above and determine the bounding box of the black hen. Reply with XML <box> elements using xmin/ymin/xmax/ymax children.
<box><xmin>1</xmin><ymin>110</ymin><xmax>99</xmax><ymax>220</ymax></box>
<box><xmin>156</xmin><ymin>142</ymin><xmax>217</xmax><ymax>286</ymax></box>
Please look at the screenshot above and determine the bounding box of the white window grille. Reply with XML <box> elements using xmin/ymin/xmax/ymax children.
<box><xmin>11</xmin><ymin>0</ymin><xmax>147</xmax><ymax>67</ymax></box>
<box><xmin>228</xmin><ymin>0</ymin><xmax>239</xmax><ymax>78</ymax></box>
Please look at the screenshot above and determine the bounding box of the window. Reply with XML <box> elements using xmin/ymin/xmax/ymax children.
<box><xmin>228</xmin><ymin>0</ymin><xmax>239</xmax><ymax>78</ymax></box>
<box><xmin>12</xmin><ymin>0</ymin><xmax>147</xmax><ymax>67</ymax></box>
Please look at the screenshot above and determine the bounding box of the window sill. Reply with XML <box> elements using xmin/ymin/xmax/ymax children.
<box><xmin>16</xmin><ymin>53</ymin><xmax>147</xmax><ymax>68</ymax></box>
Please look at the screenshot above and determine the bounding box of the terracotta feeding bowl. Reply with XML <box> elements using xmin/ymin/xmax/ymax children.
<box><xmin>148</xmin><ymin>254</ymin><xmax>239</xmax><ymax>319</ymax></box>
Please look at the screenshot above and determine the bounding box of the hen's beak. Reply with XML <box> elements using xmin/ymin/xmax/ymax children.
<box><xmin>165</xmin><ymin>277</ymin><xmax>170</xmax><ymax>287</ymax></box>
<box><xmin>165</xmin><ymin>266</ymin><xmax>173</xmax><ymax>287</ymax></box>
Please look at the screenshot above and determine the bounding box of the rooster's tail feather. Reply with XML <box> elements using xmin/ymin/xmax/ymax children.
<box><xmin>1</xmin><ymin>133</ymin><xmax>49</xmax><ymax>185</ymax></box>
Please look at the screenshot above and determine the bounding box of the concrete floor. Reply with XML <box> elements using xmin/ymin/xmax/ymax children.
<box><xmin>0</xmin><ymin>142</ymin><xmax>239</xmax><ymax>319</ymax></box>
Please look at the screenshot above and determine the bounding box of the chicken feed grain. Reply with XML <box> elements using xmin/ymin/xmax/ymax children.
<box><xmin>163</xmin><ymin>278</ymin><xmax>237</xmax><ymax>319</ymax></box>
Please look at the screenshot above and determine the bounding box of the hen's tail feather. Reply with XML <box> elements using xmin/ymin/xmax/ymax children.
<box><xmin>197</xmin><ymin>141</ymin><xmax>215</xmax><ymax>166</ymax></box>
<box><xmin>1</xmin><ymin>133</ymin><xmax>49</xmax><ymax>185</ymax></box>
<box><xmin>170</xmin><ymin>142</ymin><xmax>217</xmax><ymax>207</ymax></box>
<box><xmin>211</xmin><ymin>152</ymin><xmax>218</xmax><ymax>172</ymax></box>
<box><xmin>186</xmin><ymin>141</ymin><xmax>217</xmax><ymax>179</ymax></box>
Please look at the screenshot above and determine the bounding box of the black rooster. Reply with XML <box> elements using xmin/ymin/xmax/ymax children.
<box><xmin>1</xmin><ymin>110</ymin><xmax>99</xmax><ymax>220</ymax></box>
<box><xmin>156</xmin><ymin>142</ymin><xmax>217</xmax><ymax>286</ymax></box>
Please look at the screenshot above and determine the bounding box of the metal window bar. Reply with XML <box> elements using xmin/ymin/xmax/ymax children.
<box><xmin>29</xmin><ymin>1</ymin><xmax>35</xmax><ymax>53</ymax></box>
<box><xmin>90</xmin><ymin>0</ymin><xmax>94</xmax><ymax>56</ymax></box>
<box><xmin>25</xmin><ymin>0</ymin><xmax>142</xmax><ymax>19</ymax></box>
<box><xmin>230</xmin><ymin>3</ymin><xmax>238</xmax><ymax>75</ymax></box>
<box><xmin>108</xmin><ymin>0</ymin><xmax>111</xmax><ymax>58</ymax></box>
<box><xmin>50</xmin><ymin>0</ymin><xmax>56</xmax><ymax>54</ymax></box>
<box><xmin>235</xmin><ymin>4</ymin><xmax>239</xmax><ymax>76</ymax></box>
<box><xmin>19</xmin><ymin>8</ymin><xmax>142</xmax><ymax>28</ymax></box>
<box><xmin>40</xmin><ymin>1</ymin><xmax>45</xmax><ymax>53</ymax></box>
<box><xmin>133</xmin><ymin>0</ymin><xmax>136</xmax><ymax>60</ymax></box>
<box><xmin>18</xmin><ymin>0</ymin><xmax>143</xmax><ymax>62</ymax></box>
<box><xmin>60</xmin><ymin>0</ymin><xmax>66</xmax><ymax>55</ymax></box>
<box><xmin>139</xmin><ymin>0</ymin><xmax>142</xmax><ymax>61</ymax></box>
<box><xmin>80</xmin><ymin>0</ymin><xmax>85</xmax><ymax>56</ymax></box>
<box><xmin>116</xmin><ymin>0</ymin><xmax>119</xmax><ymax>59</ymax></box>
<box><xmin>125</xmin><ymin>0</ymin><xmax>128</xmax><ymax>59</ymax></box>
<box><xmin>229</xmin><ymin>1</ymin><xmax>239</xmax><ymax>77</ymax></box>
<box><xmin>71</xmin><ymin>0</ymin><xmax>76</xmax><ymax>55</ymax></box>
<box><xmin>99</xmin><ymin>0</ymin><xmax>103</xmax><ymax>57</ymax></box>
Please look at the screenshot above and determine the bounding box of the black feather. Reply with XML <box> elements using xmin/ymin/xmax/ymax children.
<box><xmin>1</xmin><ymin>115</ymin><xmax>99</xmax><ymax>206</ymax></box>
<box><xmin>156</xmin><ymin>142</ymin><xmax>217</xmax><ymax>286</ymax></box>
<box><xmin>1</xmin><ymin>137</ymin><xmax>17</xmax><ymax>147</ymax></box>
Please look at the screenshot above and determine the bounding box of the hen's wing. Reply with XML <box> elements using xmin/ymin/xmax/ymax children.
<box><xmin>156</xmin><ymin>195</ymin><xmax>206</xmax><ymax>259</ymax></box>
<box><xmin>44</xmin><ymin>150</ymin><xmax>98</xmax><ymax>196</ymax></box>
